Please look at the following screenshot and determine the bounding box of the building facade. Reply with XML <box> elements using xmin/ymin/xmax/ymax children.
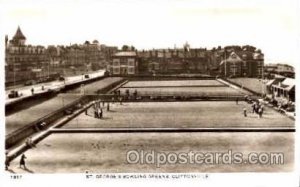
<box><xmin>5</xmin><ymin>26</ymin><xmax>48</xmax><ymax>85</ymax></box>
<box><xmin>108</xmin><ymin>51</ymin><xmax>138</xmax><ymax>75</ymax></box>
<box><xmin>219</xmin><ymin>48</ymin><xmax>264</xmax><ymax>78</ymax></box>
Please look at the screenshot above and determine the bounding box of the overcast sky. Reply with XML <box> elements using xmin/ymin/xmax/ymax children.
<box><xmin>0</xmin><ymin>0</ymin><xmax>299</xmax><ymax>65</ymax></box>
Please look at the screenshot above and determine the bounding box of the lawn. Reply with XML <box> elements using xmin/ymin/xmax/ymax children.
<box><xmin>8</xmin><ymin>132</ymin><xmax>294</xmax><ymax>173</ymax></box>
<box><xmin>118</xmin><ymin>86</ymin><xmax>249</xmax><ymax>97</ymax></box>
<box><xmin>63</xmin><ymin>101</ymin><xmax>294</xmax><ymax>129</ymax></box>
<box><xmin>123</xmin><ymin>80</ymin><xmax>224</xmax><ymax>87</ymax></box>
<box><xmin>67</xmin><ymin>77</ymin><xmax>124</xmax><ymax>94</ymax></box>
<box><xmin>228</xmin><ymin>78</ymin><xmax>267</xmax><ymax>94</ymax></box>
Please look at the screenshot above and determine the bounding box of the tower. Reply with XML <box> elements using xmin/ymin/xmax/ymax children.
<box><xmin>12</xmin><ymin>26</ymin><xmax>26</xmax><ymax>46</ymax></box>
<box><xmin>5</xmin><ymin>35</ymin><xmax>8</xmax><ymax>48</ymax></box>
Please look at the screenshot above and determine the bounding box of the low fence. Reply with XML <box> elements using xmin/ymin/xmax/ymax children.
<box><xmin>86</xmin><ymin>94</ymin><xmax>253</xmax><ymax>103</ymax></box>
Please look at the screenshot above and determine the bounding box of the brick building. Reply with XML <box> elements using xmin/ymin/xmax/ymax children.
<box><xmin>5</xmin><ymin>26</ymin><xmax>48</xmax><ymax>85</ymax></box>
<box><xmin>108</xmin><ymin>51</ymin><xmax>138</xmax><ymax>75</ymax></box>
<box><xmin>219</xmin><ymin>48</ymin><xmax>264</xmax><ymax>78</ymax></box>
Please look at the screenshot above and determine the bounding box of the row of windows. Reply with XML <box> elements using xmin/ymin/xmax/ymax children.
<box><xmin>112</xmin><ymin>67</ymin><xmax>135</xmax><ymax>74</ymax></box>
<box><xmin>112</xmin><ymin>61</ymin><xmax>135</xmax><ymax>66</ymax></box>
<box><xmin>8</xmin><ymin>47</ymin><xmax>45</xmax><ymax>54</ymax></box>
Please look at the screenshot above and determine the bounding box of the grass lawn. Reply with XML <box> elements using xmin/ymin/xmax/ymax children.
<box><xmin>8</xmin><ymin>132</ymin><xmax>294</xmax><ymax>173</ymax></box>
<box><xmin>228</xmin><ymin>78</ymin><xmax>267</xmax><ymax>94</ymax></box>
<box><xmin>67</xmin><ymin>77</ymin><xmax>123</xmax><ymax>94</ymax></box>
<box><xmin>118</xmin><ymin>86</ymin><xmax>250</xmax><ymax>97</ymax></box>
<box><xmin>123</xmin><ymin>80</ymin><xmax>224</xmax><ymax>87</ymax></box>
<box><xmin>63</xmin><ymin>101</ymin><xmax>294</xmax><ymax>129</ymax></box>
<box><xmin>5</xmin><ymin>94</ymin><xmax>82</xmax><ymax>134</ymax></box>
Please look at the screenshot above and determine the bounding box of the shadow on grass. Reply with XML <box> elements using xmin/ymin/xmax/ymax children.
<box><xmin>22</xmin><ymin>167</ymin><xmax>34</xmax><ymax>173</ymax></box>
<box><xmin>6</xmin><ymin>168</ymin><xmax>15</xmax><ymax>173</ymax></box>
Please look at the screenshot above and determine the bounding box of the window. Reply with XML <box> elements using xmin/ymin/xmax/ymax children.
<box><xmin>128</xmin><ymin>67</ymin><xmax>134</xmax><ymax>74</ymax></box>
<box><xmin>128</xmin><ymin>58</ymin><xmax>135</xmax><ymax>66</ymax></box>
<box><xmin>113</xmin><ymin>67</ymin><xmax>120</xmax><ymax>74</ymax></box>
<box><xmin>113</xmin><ymin>59</ymin><xmax>120</xmax><ymax>66</ymax></box>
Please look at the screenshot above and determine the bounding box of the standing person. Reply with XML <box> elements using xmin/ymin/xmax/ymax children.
<box><xmin>5</xmin><ymin>152</ymin><xmax>9</xmax><ymax>170</ymax></box>
<box><xmin>251</xmin><ymin>103</ymin><xmax>255</xmax><ymax>113</ymax></box>
<box><xmin>19</xmin><ymin>154</ymin><xmax>27</xmax><ymax>169</ymax></box>
<box><xmin>94</xmin><ymin>109</ymin><xmax>98</xmax><ymax>118</ymax></box>
<box><xmin>236</xmin><ymin>98</ymin><xmax>239</xmax><ymax>105</ymax></box>
<box><xmin>107</xmin><ymin>102</ymin><xmax>110</xmax><ymax>111</ymax></box>
<box><xmin>93</xmin><ymin>101</ymin><xmax>97</xmax><ymax>110</ymax></box>
<box><xmin>119</xmin><ymin>97</ymin><xmax>123</xmax><ymax>105</ymax></box>
<box><xmin>258</xmin><ymin>108</ymin><xmax>262</xmax><ymax>118</ymax></box>
<box><xmin>98</xmin><ymin>107</ymin><xmax>103</xmax><ymax>119</ymax></box>
<box><xmin>243</xmin><ymin>107</ymin><xmax>247</xmax><ymax>117</ymax></box>
<box><xmin>261</xmin><ymin>105</ymin><xmax>264</xmax><ymax>114</ymax></box>
<box><xmin>31</xmin><ymin>88</ymin><xmax>34</xmax><ymax>95</ymax></box>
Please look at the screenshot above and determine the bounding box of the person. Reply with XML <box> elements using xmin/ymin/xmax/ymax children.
<box><xmin>5</xmin><ymin>152</ymin><xmax>9</xmax><ymax>170</ymax></box>
<box><xmin>19</xmin><ymin>154</ymin><xmax>27</xmax><ymax>169</ymax></box>
<box><xmin>31</xmin><ymin>88</ymin><xmax>34</xmax><ymax>95</ymax></box>
<box><xmin>243</xmin><ymin>107</ymin><xmax>247</xmax><ymax>117</ymax></box>
<box><xmin>85</xmin><ymin>108</ymin><xmax>88</xmax><ymax>115</ymax></box>
<box><xmin>93</xmin><ymin>101</ymin><xmax>97</xmax><ymax>110</ymax></box>
<box><xmin>107</xmin><ymin>102</ymin><xmax>110</xmax><ymax>111</ymax></box>
<box><xmin>251</xmin><ymin>103</ymin><xmax>256</xmax><ymax>113</ymax></box>
<box><xmin>39</xmin><ymin>122</ymin><xmax>47</xmax><ymax>130</ymax></box>
<box><xmin>119</xmin><ymin>96</ymin><xmax>123</xmax><ymax>105</ymax></box>
<box><xmin>25</xmin><ymin>137</ymin><xmax>36</xmax><ymax>148</ymax></box>
<box><xmin>261</xmin><ymin>105</ymin><xmax>264</xmax><ymax>114</ymax></box>
<box><xmin>98</xmin><ymin>108</ymin><xmax>103</xmax><ymax>119</ymax></box>
<box><xmin>133</xmin><ymin>89</ymin><xmax>138</xmax><ymax>99</ymax></box>
<box><xmin>94</xmin><ymin>109</ymin><xmax>98</xmax><ymax>118</ymax></box>
<box><xmin>41</xmin><ymin>85</ymin><xmax>44</xmax><ymax>91</ymax></box>
<box><xmin>236</xmin><ymin>98</ymin><xmax>239</xmax><ymax>105</ymax></box>
<box><xmin>258</xmin><ymin>108</ymin><xmax>262</xmax><ymax>118</ymax></box>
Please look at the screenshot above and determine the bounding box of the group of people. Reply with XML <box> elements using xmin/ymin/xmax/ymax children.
<box><xmin>85</xmin><ymin>100</ymin><xmax>112</xmax><ymax>119</ymax></box>
<box><xmin>242</xmin><ymin>98</ymin><xmax>265</xmax><ymax>118</ymax></box>
<box><xmin>251</xmin><ymin>102</ymin><xmax>264</xmax><ymax>118</ymax></box>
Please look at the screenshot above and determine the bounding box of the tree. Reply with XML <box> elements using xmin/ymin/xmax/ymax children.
<box><xmin>122</xmin><ymin>45</ymin><xmax>129</xmax><ymax>51</ymax></box>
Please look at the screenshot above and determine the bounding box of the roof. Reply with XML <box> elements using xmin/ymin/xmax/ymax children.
<box><xmin>13</xmin><ymin>26</ymin><xmax>26</xmax><ymax>40</ymax></box>
<box><xmin>220</xmin><ymin>51</ymin><xmax>243</xmax><ymax>65</ymax></box>
<box><xmin>281</xmin><ymin>78</ymin><xmax>295</xmax><ymax>89</ymax></box>
<box><xmin>266</xmin><ymin>77</ymin><xmax>285</xmax><ymax>86</ymax></box>
<box><xmin>272</xmin><ymin>78</ymin><xmax>295</xmax><ymax>91</ymax></box>
<box><xmin>114</xmin><ymin>51</ymin><xmax>137</xmax><ymax>57</ymax></box>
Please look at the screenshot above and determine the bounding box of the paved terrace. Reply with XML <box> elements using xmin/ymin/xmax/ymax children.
<box><xmin>6</xmin><ymin>70</ymin><xmax>106</xmax><ymax>105</ymax></box>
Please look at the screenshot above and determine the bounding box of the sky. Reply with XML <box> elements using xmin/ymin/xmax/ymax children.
<box><xmin>0</xmin><ymin>0</ymin><xmax>299</xmax><ymax>66</ymax></box>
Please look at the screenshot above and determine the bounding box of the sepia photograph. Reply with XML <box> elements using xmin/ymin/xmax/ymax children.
<box><xmin>1</xmin><ymin>0</ymin><xmax>298</xmax><ymax>186</ymax></box>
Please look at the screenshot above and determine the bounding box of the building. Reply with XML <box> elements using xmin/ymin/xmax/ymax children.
<box><xmin>5</xmin><ymin>26</ymin><xmax>48</xmax><ymax>85</ymax></box>
<box><xmin>137</xmin><ymin>44</ymin><xmax>210</xmax><ymax>75</ymax></box>
<box><xmin>264</xmin><ymin>63</ymin><xmax>295</xmax><ymax>78</ymax></box>
<box><xmin>270</xmin><ymin>78</ymin><xmax>295</xmax><ymax>102</ymax></box>
<box><xmin>108</xmin><ymin>51</ymin><xmax>138</xmax><ymax>75</ymax></box>
<box><xmin>219</xmin><ymin>48</ymin><xmax>264</xmax><ymax>78</ymax></box>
